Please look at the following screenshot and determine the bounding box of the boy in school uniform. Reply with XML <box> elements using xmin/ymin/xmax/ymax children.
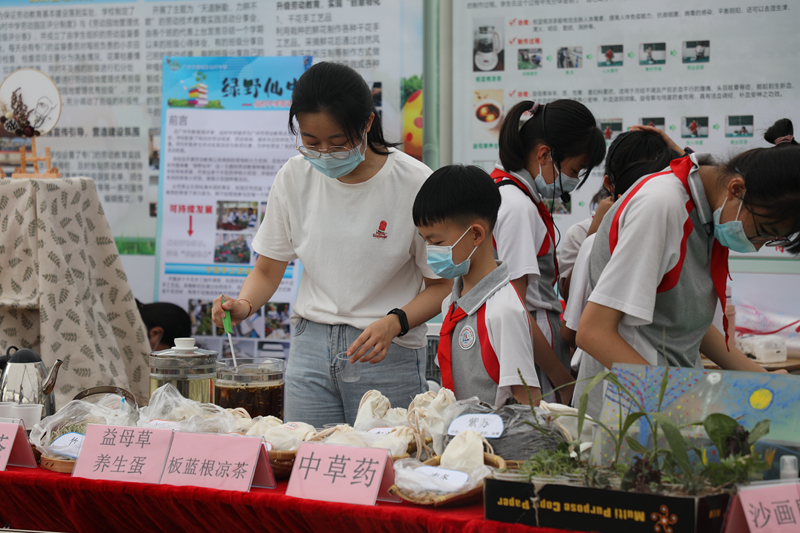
<box><xmin>412</xmin><ymin>165</ymin><xmax>541</xmax><ymax>408</ymax></box>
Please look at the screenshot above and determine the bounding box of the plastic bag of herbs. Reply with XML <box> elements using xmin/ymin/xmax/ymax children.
<box><xmin>30</xmin><ymin>394</ymin><xmax>138</xmax><ymax>460</ymax></box>
<box><xmin>441</xmin><ymin>397</ymin><xmax>572</xmax><ymax>462</ymax></box>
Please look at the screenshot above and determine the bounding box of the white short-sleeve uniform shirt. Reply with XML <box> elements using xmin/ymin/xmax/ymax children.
<box><xmin>252</xmin><ymin>150</ymin><xmax>436</xmax><ymax>349</ymax></box>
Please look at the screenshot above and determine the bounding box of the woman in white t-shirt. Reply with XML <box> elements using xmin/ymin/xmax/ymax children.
<box><xmin>212</xmin><ymin>62</ymin><xmax>451</xmax><ymax>426</ymax></box>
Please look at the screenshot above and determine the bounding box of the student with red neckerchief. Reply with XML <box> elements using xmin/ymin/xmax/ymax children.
<box><xmin>490</xmin><ymin>99</ymin><xmax>605</xmax><ymax>404</ymax></box>
<box><xmin>577</xmin><ymin>119</ymin><xmax>800</xmax><ymax>415</ymax></box>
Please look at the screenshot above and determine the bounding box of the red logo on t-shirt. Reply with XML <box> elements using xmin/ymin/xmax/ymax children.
<box><xmin>373</xmin><ymin>220</ymin><xmax>388</xmax><ymax>239</ymax></box>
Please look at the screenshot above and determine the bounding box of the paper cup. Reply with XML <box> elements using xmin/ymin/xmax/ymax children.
<box><xmin>0</xmin><ymin>402</ymin><xmax>15</xmax><ymax>419</ymax></box>
<box><xmin>335</xmin><ymin>352</ymin><xmax>361</xmax><ymax>383</ymax></box>
<box><xmin>13</xmin><ymin>404</ymin><xmax>43</xmax><ymax>429</ymax></box>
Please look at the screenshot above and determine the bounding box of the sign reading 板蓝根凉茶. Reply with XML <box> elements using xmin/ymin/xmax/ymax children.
<box><xmin>159</xmin><ymin>431</ymin><xmax>275</xmax><ymax>492</ymax></box>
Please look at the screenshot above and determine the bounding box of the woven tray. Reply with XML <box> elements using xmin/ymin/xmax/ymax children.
<box><xmin>388</xmin><ymin>453</ymin><xmax>506</xmax><ymax>507</ymax></box>
<box><xmin>268</xmin><ymin>449</ymin><xmax>297</xmax><ymax>480</ymax></box>
<box><xmin>40</xmin><ymin>455</ymin><xmax>76</xmax><ymax>474</ymax></box>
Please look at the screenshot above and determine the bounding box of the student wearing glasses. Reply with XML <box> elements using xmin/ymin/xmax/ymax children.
<box><xmin>212</xmin><ymin>62</ymin><xmax>451</xmax><ymax>427</ymax></box>
<box><xmin>577</xmin><ymin>118</ymin><xmax>800</xmax><ymax>383</ymax></box>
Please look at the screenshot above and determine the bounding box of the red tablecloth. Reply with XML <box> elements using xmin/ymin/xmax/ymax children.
<box><xmin>0</xmin><ymin>466</ymin><xmax>575</xmax><ymax>533</ymax></box>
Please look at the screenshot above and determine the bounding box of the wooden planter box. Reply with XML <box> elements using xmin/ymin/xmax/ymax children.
<box><xmin>484</xmin><ymin>478</ymin><xmax>730</xmax><ymax>533</ymax></box>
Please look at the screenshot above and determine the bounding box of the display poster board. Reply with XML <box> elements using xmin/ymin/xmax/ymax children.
<box><xmin>452</xmin><ymin>0</ymin><xmax>800</xmax><ymax>270</ymax></box>
<box><xmin>0</xmin><ymin>0</ymin><xmax>423</xmax><ymax>263</ymax></box>
<box><xmin>156</xmin><ymin>55</ymin><xmax>308</xmax><ymax>359</ymax></box>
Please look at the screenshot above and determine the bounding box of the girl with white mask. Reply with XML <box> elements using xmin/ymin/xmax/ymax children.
<box><xmin>491</xmin><ymin>100</ymin><xmax>605</xmax><ymax>405</ymax></box>
<box><xmin>212</xmin><ymin>62</ymin><xmax>452</xmax><ymax>427</ymax></box>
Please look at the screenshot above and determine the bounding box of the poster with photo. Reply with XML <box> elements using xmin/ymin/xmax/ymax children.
<box><xmin>0</xmin><ymin>0</ymin><xmax>424</xmax><ymax>307</ymax></box>
<box><xmin>156</xmin><ymin>56</ymin><xmax>307</xmax><ymax>355</ymax></box>
<box><xmin>451</xmin><ymin>0</ymin><xmax>800</xmax><ymax>267</ymax></box>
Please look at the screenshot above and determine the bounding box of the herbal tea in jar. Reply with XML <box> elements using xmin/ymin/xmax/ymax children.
<box><xmin>215</xmin><ymin>359</ymin><xmax>284</xmax><ymax>419</ymax></box>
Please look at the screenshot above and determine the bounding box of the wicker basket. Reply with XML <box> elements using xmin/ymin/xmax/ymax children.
<box><xmin>388</xmin><ymin>453</ymin><xmax>506</xmax><ymax>507</ymax></box>
<box><xmin>503</xmin><ymin>459</ymin><xmax>525</xmax><ymax>470</ymax></box>
<box><xmin>268</xmin><ymin>449</ymin><xmax>297</xmax><ymax>480</ymax></box>
<box><xmin>40</xmin><ymin>455</ymin><xmax>76</xmax><ymax>474</ymax></box>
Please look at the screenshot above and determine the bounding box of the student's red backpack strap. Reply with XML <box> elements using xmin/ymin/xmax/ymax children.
<box><xmin>607</xmin><ymin>156</ymin><xmax>695</xmax><ymax>294</ymax></box>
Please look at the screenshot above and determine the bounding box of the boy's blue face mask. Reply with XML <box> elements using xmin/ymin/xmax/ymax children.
<box><xmin>713</xmin><ymin>192</ymin><xmax>757</xmax><ymax>253</ymax></box>
<box><xmin>426</xmin><ymin>226</ymin><xmax>477</xmax><ymax>279</ymax></box>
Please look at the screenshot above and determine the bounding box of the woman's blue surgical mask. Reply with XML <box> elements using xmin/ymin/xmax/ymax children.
<box><xmin>303</xmin><ymin>133</ymin><xmax>367</xmax><ymax>179</ymax></box>
<box><xmin>713</xmin><ymin>192</ymin><xmax>757</xmax><ymax>253</ymax></box>
<box><xmin>426</xmin><ymin>227</ymin><xmax>478</xmax><ymax>279</ymax></box>
<box><xmin>533</xmin><ymin>161</ymin><xmax>579</xmax><ymax>199</ymax></box>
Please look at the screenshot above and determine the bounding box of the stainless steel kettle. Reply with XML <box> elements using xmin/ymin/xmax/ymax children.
<box><xmin>0</xmin><ymin>346</ymin><xmax>63</xmax><ymax>416</ymax></box>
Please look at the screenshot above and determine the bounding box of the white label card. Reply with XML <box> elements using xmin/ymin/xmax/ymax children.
<box><xmin>50</xmin><ymin>432</ymin><xmax>85</xmax><ymax>459</ymax></box>
<box><xmin>367</xmin><ymin>427</ymin><xmax>394</xmax><ymax>435</ymax></box>
<box><xmin>414</xmin><ymin>466</ymin><xmax>470</xmax><ymax>490</ymax></box>
<box><xmin>447</xmin><ymin>414</ymin><xmax>504</xmax><ymax>438</ymax></box>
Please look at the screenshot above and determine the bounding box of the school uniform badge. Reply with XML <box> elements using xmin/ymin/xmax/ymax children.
<box><xmin>459</xmin><ymin>325</ymin><xmax>476</xmax><ymax>350</ymax></box>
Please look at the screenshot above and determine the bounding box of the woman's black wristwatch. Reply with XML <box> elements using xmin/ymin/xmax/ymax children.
<box><xmin>387</xmin><ymin>308</ymin><xmax>409</xmax><ymax>337</ymax></box>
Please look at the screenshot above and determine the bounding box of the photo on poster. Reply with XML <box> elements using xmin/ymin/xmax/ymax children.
<box><xmin>517</xmin><ymin>48</ymin><xmax>543</xmax><ymax>70</ymax></box>
<box><xmin>473</xmin><ymin>89</ymin><xmax>504</xmax><ymax>141</ymax></box>
<box><xmin>726</xmin><ymin>115</ymin><xmax>754</xmax><ymax>137</ymax></box>
<box><xmin>639</xmin><ymin>117</ymin><xmax>665</xmax><ymax>128</ymax></box>
<box><xmin>264</xmin><ymin>302</ymin><xmax>292</xmax><ymax>340</ymax></box>
<box><xmin>589</xmin><ymin>185</ymin><xmax>611</xmax><ymax>213</ymax></box>
<box><xmin>232</xmin><ymin>309</ymin><xmax>263</xmax><ymax>338</ymax></box>
<box><xmin>639</xmin><ymin>43</ymin><xmax>666</xmax><ymax>65</ymax></box>
<box><xmin>371</xmin><ymin>82</ymin><xmax>382</xmax><ymax>107</ymax></box>
<box><xmin>148</xmin><ymin>127</ymin><xmax>160</xmax><ymax>171</ymax></box>
<box><xmin>196</xmin><ymin>337</ymin><xmax>221</xmax><ymax>354</ymax></box>
<box><xmin>259</xmin><ymin>201</ymin><xmax>268</xmax><ymax>225</ymax></box>
<box><xmin>401</xmin><ymin>79</ymin><xmax>424</xmax><ymax>161</ymax></box>
<box><xmin>0</xmin><ymin>132</ymin><xmax>31</xmax><ymax>155</ymax></box>
<box><xmin>599</xmin><ymin>119</ymin><xmax>623</xmax><ymax>141</ymax></box>
<box><xmin>216</xmin><ymin>201</ymin><xmax>258</xmax><ymax>232</ymax></box>
<box><xmin>598</xmin><ymin>45</ymin><xmax>623</xmax><ymax>67</ymax></box>
<box><xmin>222</xmin><ymin>339</ymin><xmax>257</xmax><ymax>360</ymax></box>
<box><xmin>682</xmin><ymin>40</ymin><xmax>710</xmax><ymax>63</ymax></box>
<box><xmin>543</xmin><ymin>197</ymin><xmax>571</xmax><ymax>215</ymax></box>
<box><xmin>214</xmin><ymin>233</ymin><xmax>253</xmax><ymax>264</ymax></box>
<box><xmin>257</xmin><ymin>341</ymin><xmax>288</xmax><ymax>360</ymax></box>
<box><xmin>473</xmin><ymin>19</ymin><xmax>504</xmax><ymax>72</ymax></box>
<box><xmin>188</xmin><ymin>299</ymin><xmax>216</xmax><ymax>337</ymax></box>
<box><xmin>681</xmin><ymin>116</ymin><xmax>709</xmax><ymax>138</ymax></box>
<box><xmin>556</xmin><ymin>47</ymin><xmax>582</xmax><ymax>69</ymax></box>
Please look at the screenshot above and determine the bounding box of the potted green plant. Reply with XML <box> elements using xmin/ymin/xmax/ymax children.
<box><xmin>485</xmin><ymin>364</ymin><xmax>777</xmax><ymax>533</ymax></box>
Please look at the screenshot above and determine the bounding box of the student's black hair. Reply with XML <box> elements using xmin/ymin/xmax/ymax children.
<box><xmin>497</xmin><ymin>99</ymin><xmax>606</xmax><ymax>188</ymax></box>
<box><xmin>136</xmin><ymin>300</ymin><xmax>192</xmax><ymax>348</ymax></box>
<box><xmin>412</xmin><ymin>165</ymin><xmax>502</xmax><ymax>232</ymax></box>
<box><xmin>288</xmin><ymin>62</ymin><xmax>398</xmax><ymax>156</ymax></box>
<box><xmin>721</xmin><ymin>118</ymin><xmax>800</xmax><ymax>254</ymax></box>
<box><xmin>605</xmin><ymin>130</ymin><xmax>683</xmax><ymax>199</ymax></box>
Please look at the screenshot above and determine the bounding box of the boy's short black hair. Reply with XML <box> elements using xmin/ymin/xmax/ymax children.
<box><xmin>413</xmin><ymin>164</ymin><xmax>502</xmax><ymax>231</ymax></box>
